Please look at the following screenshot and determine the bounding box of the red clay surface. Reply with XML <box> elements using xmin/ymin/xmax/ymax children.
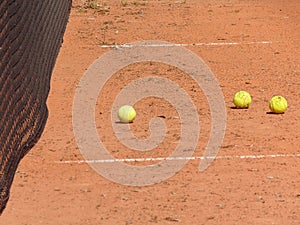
<box><xmin>1</xmin><ymin>0</ymin><xmax>300</xmax><ymax>224</ymax></box>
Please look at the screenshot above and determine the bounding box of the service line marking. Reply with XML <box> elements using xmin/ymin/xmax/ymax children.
<box><xmin>58</xmin><ymin>153</ymin><xmax>300</xmax><ymax>164</ymax></box>
<box><xmin>99</xmin><ymin>41</ymin><xmax>272</xmax><ymax>49</ymax></box>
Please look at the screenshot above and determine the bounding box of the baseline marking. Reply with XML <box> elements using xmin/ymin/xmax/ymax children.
<box><xmin>58</xmin><ymin>153</ymin><xmax>300</xmax><ymax>164</ymax></box>
<box><xmin>99</xmin><ymin>41</ymin><xmax>272</xmax><ymax>49</ymax></box>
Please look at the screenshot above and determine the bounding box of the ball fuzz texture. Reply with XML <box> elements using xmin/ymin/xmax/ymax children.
<box><xmin>118</xmin><ymin>105</ymin><xmax>136</xmax><ymax>123</ymax></box>
<box><xmin>233</xmin><ymin>91</ymin><xmax>252</xmax><ymax>109</ymax></box>
<box><xmin>269</xmin><ymin>95</ymin><xmax>288</xmax><ymax>114</ymax></box>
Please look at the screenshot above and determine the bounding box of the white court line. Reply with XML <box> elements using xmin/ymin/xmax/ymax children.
<box><xmin>58</xmin><ymin>153</ymin><xmax>300</xmax><ymax>164</ymax></box>
<box><xmin>99</xmin><ymin>41</ymin><xmax>272</xmax><ymax>49</ymax></box>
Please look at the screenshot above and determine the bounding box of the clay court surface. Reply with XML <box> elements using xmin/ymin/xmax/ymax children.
<box><xmin>2</xmin><ymin>0</ymin><xmax>300</xmax><ymax>224</ymax></box>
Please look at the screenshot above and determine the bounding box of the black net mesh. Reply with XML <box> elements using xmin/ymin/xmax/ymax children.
<box><xmin>0</xmin><ymin>0</ymin><xmax>71</xmax><ymax>214</ymax></box>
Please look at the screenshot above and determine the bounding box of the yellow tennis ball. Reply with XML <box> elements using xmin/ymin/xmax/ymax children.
<box><xmin>118</xmin><ymin>105</ymin><xmax>136</xmax><ymax>122</ymax></box>
<box><xmin>269</xmin><ymin>95</ymin><xmax>288</xmax><ymax>114</ymax></box>
<box><xmin>233</xmin><ymin>90</ymin><xmax>252</xmax><ymax>108</ymax></box>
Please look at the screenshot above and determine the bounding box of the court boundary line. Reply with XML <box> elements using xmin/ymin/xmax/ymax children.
<box><xmin>58</xmin><ymin>153</ymin><xmax>300</xmax><ymax>164</ymax></box>
<box><xmin>99</xmin><ymin>41</ymin><xmax>272</xmax><ymax>48</ymax></box>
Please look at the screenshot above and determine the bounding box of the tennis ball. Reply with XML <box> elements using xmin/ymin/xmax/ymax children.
<box><xmin>233</xmin><ymin>90</ymin><xmax>252</xmax><ymax>108</ymax></box>
<box><xmin>269</xmin><ymin>95</ymin><xmax>288</xmax><ymax>114</ymax></box>
<box><xmin>118</xmin><ymin>105</ymin><xmax>136</xmax><ymax>122</ymax></box>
